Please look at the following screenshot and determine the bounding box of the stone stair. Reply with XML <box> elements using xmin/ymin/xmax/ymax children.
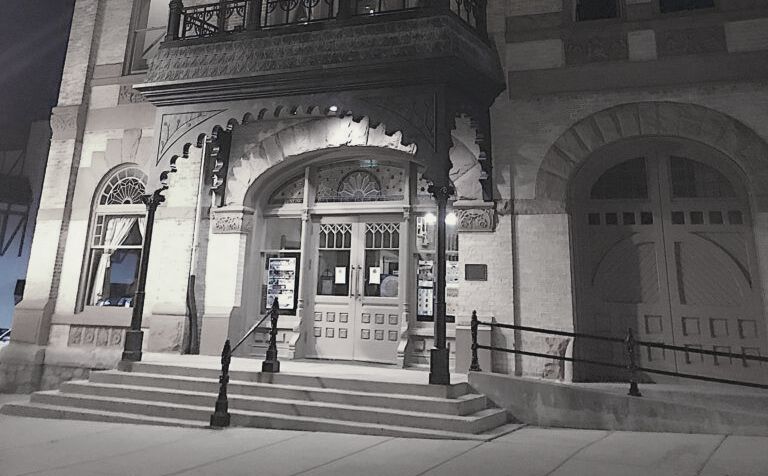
<box><xmin>1</xmin><ymin>362</ymin><xmax>514</xmax><ymax>440</ymax></box>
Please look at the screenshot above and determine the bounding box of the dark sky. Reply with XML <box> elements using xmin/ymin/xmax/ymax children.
<box><xmin>0</xmin><ymin>0</ymin><xmax>76</xmax><ymax>149</ymax></box>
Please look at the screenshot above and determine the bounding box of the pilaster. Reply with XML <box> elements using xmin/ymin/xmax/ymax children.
<box><xmin>199</xmin><ymin>206</ymin><xmax>254</xmax><ymax>355</ymax></box>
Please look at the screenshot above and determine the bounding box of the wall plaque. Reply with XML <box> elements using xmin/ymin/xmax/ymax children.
<box><xmin>465</xmin><ymin>264</ymin><xmax>488</xmax><ymax>281</ymax></box>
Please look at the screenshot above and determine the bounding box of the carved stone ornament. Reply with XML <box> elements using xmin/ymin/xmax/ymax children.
<box><xmin>156</xmin><ymin>110</ymin><xmax>225</xmax><ymax>165</ymax></box>
<box><xmin>456</xmin><ymin>207</ymin><xmax>495</xmax><ymax>232</ymax></box>
<box><xmin>118</xmin><ymin>85</ymin><xmax>147</xmax><ymax>105</ymax></box>
<box><xmin>50</xmin><ymin>105</ymin><xmax>84</xmax><ymax>140</ymax></box>
<box><xmin>212</xmin><ymin>210</ymin><xmax>253</xmax><ymax>234</ymax></box>
<box><xmin>68</xmin><ymin>326</ymin><xmax>124</xmax><ymax>347</ymax></box>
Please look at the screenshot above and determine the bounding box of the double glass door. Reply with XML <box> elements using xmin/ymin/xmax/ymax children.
<box><xmin>307</xmin><ymin>216</ymin><xmax>404</xmax><ymax>363</ymax></box>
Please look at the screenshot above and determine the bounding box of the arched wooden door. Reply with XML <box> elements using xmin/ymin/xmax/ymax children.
<box><xmin>572</xmin><ymin>139</ymin><xmax>767</xmax><ymax>383</ymax></box>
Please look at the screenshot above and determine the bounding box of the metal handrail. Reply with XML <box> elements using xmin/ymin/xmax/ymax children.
<box><xmin>469</xmin><ymin>312</ymin><xmax>768</xmax><ymax>395</ymax></box>
<box><xmin>477</xmin><ymin>320</ymin><xmax>768</xmax><ymax>364</ymax></box>
<box><xmin>231</xmin><ymin>308</ymin><xmax>272</xmax><ymax>353</ymax></box>
<box><xmin>168</xmin><ymin>0</ymin><xmax>488</xmax><ymax>41</ymax></box>
<box><xmin>210</xmin><ymin>298</ymin><xmax>281</xmax><ymax>428</ymax></box>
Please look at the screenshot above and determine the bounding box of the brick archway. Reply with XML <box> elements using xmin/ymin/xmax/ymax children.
<box><xmin>535</xmin><ymin>102</ymin><xmax>768</xmax><ymax>211</ymax></box>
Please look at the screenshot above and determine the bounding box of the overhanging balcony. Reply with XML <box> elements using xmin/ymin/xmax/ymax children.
<box><xmin>137</xmin><ymin>0</ymin><xmax>503</xmax><ymax>106</ymax></box>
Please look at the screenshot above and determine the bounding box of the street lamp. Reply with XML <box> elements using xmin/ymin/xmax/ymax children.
<box><xmin>118</xmin><ymin>185</ymin><xmax>167</xmax><ymax>368</ymax></box>
<box><xmin>427</xmin><ymin>182</ymin><xmax>455</xmax><ymax>385</ymax></box>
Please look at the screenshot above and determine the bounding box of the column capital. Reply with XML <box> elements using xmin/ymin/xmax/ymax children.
<box><xmin>211</xmin><ymin>206</ymin><xmax>255</xmax><ymax>234</ymax></box>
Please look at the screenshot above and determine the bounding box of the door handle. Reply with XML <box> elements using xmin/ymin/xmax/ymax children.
<box><xmin>353</xmin><ymin>266</ymin><xmax>359</xmax><ymax>299</ymax></box>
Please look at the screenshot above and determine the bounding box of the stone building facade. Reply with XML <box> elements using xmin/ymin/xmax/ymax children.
<box><xmin>1</xmin><ymin>0</ymin><xmax>767</xmax><ymax>392</ymax></box>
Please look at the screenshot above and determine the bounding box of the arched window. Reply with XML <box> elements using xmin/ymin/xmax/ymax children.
<box><xmin>84</xmin><ymin>167</ymin><xmax>148</xmax><ymax>308</ymax></box>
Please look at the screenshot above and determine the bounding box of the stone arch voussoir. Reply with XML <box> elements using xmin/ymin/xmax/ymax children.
<box><xmin>535</xmin><ymin>102</ymin><xmax>768</xmax><ymax>208</ymax></box>
<box><xmin>226</xmin><ymin>115</ymin><xmax>417</xmax><ymax>206</ymax></box>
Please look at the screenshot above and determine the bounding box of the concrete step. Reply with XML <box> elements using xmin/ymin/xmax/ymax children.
<box><xmin>0</xmin><ymin>401</ymin><xmax>208</xmax><ymax>429</ymax></box>
<box><xmin>3</xmin><ymin>392</ymin><xmax>509</xmax><ymax>440</ymax></box>
<box><xmin>90</xmin><ymin>371</ymin><xmax>487</xmax><ymax>416</ymax></box>
<box><xmin>56</xmin><ymin>381</ymin><xmax>507</xmax><ymax>433</ymax></box>
<box><xmin>130</xmin><ymin>363</ymin><xmax>472</xmax><ymax>398</ymax></box>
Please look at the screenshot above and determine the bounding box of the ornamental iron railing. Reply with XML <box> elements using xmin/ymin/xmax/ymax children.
<box><xmin>469</xmin><ymin>311</ymin><xmax>768</xmax><ymax>395</ymax></box>
<box><xmin>210</xmin><ymin>298</ymin><xmax>281</xmax><ymax>428</ymax></box>
<box><xmin>169</xmin><ymin>0</ymin><xmax>487</xmax><ymax>40</ymax></box>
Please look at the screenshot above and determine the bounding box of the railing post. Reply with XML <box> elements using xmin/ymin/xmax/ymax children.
<box><xmin>217</xmin><ymin>0</ymin><xmax>227</xmax><ymax>33</ymax></box>
<box><xmin>625</xmin><ymin>328</ymin><xmax>642</xmax><ymax>397</ymax></box>
<box><xmin>337</xmin><ymin>0</ymin><xmax>353</xmax><ymax>20</ymax></box>
<box><xmin>168</xmin><ymin>0</ymin><xmax>184</xmax><ymax>40</ymax></box>
<box><xmin>262</xmin><ymin>298</ymin><xmax>281</xmax><ymax>373</ymax></box>
<box><xmin>476</xmin><ymin>0</ymin><xmax>488</xmax><ymax>38</ymax></box>
<box><xmin>469</xmin><ymin>310</ymin><xmax>482</xmax><ymax>372</ymax></box>
<box><xmin>210</xmin><ymin>339</ymin><xmax>232</xmax><ymax>427</ymax></box>
<box><xmin>246</xmin><ymin>0</ymin><xmax>263</xmax><ymax>30</ymax></box>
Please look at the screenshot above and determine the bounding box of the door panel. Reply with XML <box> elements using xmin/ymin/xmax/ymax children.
<box><xmin>307</xmin><ymin>217</ymin><xmax>403</xmax><ymax>363</ymax></box>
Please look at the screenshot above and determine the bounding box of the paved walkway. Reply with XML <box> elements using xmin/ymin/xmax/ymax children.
<box><xmin>0</xmin><ymin>415</ymin><xmax>765</xmax><ymax>476</ymax></box>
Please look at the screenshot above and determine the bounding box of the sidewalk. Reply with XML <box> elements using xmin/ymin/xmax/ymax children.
<box><xmin>0</xmin><ymin>414</ymin><xmax>765</xmax><ymax>476</ymax></box>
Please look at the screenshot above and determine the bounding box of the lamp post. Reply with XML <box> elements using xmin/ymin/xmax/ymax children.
<box><xmin>119</xmin><ymin>186</ymin><xmax>166</xmax><ymax>368</ymax></box>
<box><xmin>428</xmin><ymin>182</ymin><xmax>454</xmax><ymax>385</ymax></box>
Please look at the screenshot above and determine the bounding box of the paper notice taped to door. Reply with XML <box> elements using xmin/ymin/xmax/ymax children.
<box><xmin>335</xmin><ymin>267</ymin><xmax>347</xmax><ymax>284</ymax></box>
<box><xmin>369</xmin><ymin>267</ymin><xmax>381</xmax><ymax>285</ymax></box>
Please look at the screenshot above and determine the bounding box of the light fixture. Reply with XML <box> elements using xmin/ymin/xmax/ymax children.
<box><xmin>424</xmin><ymin>213</ymin><xmax>437</xmax><ymax>224</ymax></box>
<box><xmin>445</xmin><ymin>212</ymin><xmax>457</xmax><ymax>226</ymax></box>
<box><xmin>329</xmin><ymin>105</ymin><xmax>338</xmax><ymax>112</ymax></box>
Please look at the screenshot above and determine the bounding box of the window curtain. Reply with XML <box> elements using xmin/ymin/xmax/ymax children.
<box><xmin>90</xmin><ymin>217</ymin><xmax>138</xmax><ymax>305</ymax></box>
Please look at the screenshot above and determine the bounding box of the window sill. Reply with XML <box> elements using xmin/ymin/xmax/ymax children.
<box><xmin>52</xmin><ymin>307</ymin><xmax>133</xmax><ymax>327</ymax></box>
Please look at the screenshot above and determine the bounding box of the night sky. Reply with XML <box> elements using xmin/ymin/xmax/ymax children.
<box><xmin>0</xmin><ymin>0</ymin><xmax>76</xmax><ymax>149</ymax></box>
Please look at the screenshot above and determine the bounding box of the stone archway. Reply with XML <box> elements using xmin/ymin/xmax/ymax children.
<box><xmin>535</xmin><ymin>102</ymin><xmax>768</xmax><ymax>211</ymax></box>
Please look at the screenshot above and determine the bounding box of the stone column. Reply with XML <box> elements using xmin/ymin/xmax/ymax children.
<box><xmin>396</xmin><ymin>206</ymin><xmax>413</xmax><ymax>367</ymax></box>
<box><xmin>288</xmin><ymin>168</ymin><xmax>313</xmax><ymax>358</ymax></box>
<box><xmin>289</xmin><ymin>209</ymin><xmax>312</xmax><ymax>358</ymax></box>
<box><xmin>0</xmin><ymin>0</ymin><xmax>102</xmax><ymax>393</ymax></box>
<box><xmin>199</xmin><ymin>206</ymin><xmax>254</xmax><ymax>355</ymax></box>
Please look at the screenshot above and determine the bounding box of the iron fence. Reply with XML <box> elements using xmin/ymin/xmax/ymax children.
<box><xmin>171</xmin><ymin>0</ymin><xmax>487</xmax><ymax>40</ymax></box>
<box><xmin>469</xmin><ymin>311</ymin><xmax>768</xmax><ymax>395</ymax></box>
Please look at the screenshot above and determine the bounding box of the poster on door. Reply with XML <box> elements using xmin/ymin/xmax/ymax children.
<box><xmin>267</xmin><ymin>257</ymin><xmax>296</xmax><ymax>310</ymax></box>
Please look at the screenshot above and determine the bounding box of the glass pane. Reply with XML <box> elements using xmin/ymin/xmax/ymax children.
<box><xmin>92</xmin><ymin>249</ymin><xmax>141</xmax><ymax>307</ymax></box>
<box><xmin>264</xmin><ymin>218</ymin><xmax>301</xmax><ymax>250</ymax></box>
<box><xmin>591</xmin><ymin>158</ymin><xmax>648</xmax><ymax>200</ymax></box>
<box><xmin>364</xmin><ymin>250</ymin><xmax>399</xmax><ymax>297</ymax></box>
<box><xmin>670</xmin><ymin>157</ymin><xmax>736</xmax><ymax>199</ymax></box>
<box><xmin>317</xmin><ymin>250</ymin><xmax>350</xmax><ymax>296</ymax></box>
<box><xmin>576</xmin><ymin>0</ymin><xmax>618</xmax><ymax>21</ymax></box>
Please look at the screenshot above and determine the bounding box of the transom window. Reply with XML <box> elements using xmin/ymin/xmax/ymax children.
<box><xmin>576</xmin><ymin>0</ymin><xmax>619</xmax><ymax>21</ymax></box>
<box><xmin>84</xmin><ymin>167</ymin><xmax>148</xmax><ymax>308</ymax></box>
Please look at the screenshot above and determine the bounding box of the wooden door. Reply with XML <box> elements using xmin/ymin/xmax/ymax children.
<box><xmin>572</xmin><ymin>141</ymin><xmax>767</xmax><ymax>383</ymax></box>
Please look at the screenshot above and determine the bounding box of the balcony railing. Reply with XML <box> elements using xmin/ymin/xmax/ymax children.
<box><xmin>167</xmin><ymin>0</ymin><xmax>486</xmax><ymax>41</ymax></box>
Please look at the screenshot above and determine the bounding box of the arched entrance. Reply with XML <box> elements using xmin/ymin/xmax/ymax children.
<box><xmin>571</xmin><ymin>138</ymin><xmax>766</xmax><ymax>383</ymax></box>
<box><xmin>244</xmin><ymin>149</ymin><xmax>457</xmax><ymax>365</ymax></box>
